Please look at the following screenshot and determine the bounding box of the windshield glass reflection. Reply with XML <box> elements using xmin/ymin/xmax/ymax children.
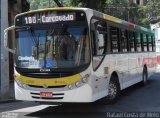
<box><xmin>15</xmin><ymin>26</ymin><xmax>90</xmax><ymax>69</ymax></box>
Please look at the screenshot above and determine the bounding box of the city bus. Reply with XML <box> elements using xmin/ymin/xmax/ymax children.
<box><xmin>4</xmin><ymin>7</ymin><xmax>156</xmax><ymax>104</ymax></box>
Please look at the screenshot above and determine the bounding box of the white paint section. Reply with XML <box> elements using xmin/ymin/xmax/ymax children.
<box><xmin>15</xmin><ymin>82</ymin><xmax>93</xmax><ymax>102</ymax></box>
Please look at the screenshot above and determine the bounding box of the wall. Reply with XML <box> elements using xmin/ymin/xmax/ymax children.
<box><xmin>0</xmin><ymin>0</ymin><xmax>1</xmax><ymax>90</ymax></box>
<box><xmin>0</xmin><ymin>0</ymin><xmax>9</xmax><ymax>99</ymax></box>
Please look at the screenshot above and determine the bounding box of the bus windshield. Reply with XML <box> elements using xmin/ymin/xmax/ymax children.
<box><xmin>15</xmin><ymin>26</ymin><xmax>90</xmax><ymax>69</ymax></box>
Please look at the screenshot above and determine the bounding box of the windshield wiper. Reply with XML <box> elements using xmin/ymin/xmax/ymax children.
<box><xmin>28</xmin><ymin>27</ymin><xmax>40</xmax><ymax>46</ymax></box>
<box><xmin>27</xmin><ymin>27</ymin><xmax>40</xmax><ymax>59</ymax></box>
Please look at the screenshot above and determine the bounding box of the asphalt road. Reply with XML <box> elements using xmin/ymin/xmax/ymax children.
<box><xmin>1</xmin><ymin>73</ymin><xmax>160</xmax><ymax>118</ymax></box>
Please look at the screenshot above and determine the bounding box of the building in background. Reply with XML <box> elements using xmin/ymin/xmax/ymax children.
<box><xmin>151</xmin><ymin>22</ymin><xmax>160</xmax><ymax>71</ymax></box>
<box><xmin>129</xmin><ymin>0</ymin><xmax>147</xmax><ymax>5</ymax></box>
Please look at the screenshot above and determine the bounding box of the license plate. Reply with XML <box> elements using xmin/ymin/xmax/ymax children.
<box><xmin>40</xmin><ymin>92</ymin><xmax>53</xmax><ymax>97</ymax></box>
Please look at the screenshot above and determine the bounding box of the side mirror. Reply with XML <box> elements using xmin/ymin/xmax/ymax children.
<box><xmin>4</xmin><ymin>25</ymin><xmax>15</xmax><ymax>53</ymax></box>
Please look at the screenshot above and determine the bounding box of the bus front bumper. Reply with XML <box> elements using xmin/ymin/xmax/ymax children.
<box><xmin>15</xmin><ymin>81</ymin><xmax>93</xmax><ymax>103</ymax></box>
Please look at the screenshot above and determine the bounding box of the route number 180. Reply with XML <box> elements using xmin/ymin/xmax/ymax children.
<box><xmin>25</xmin><ymin>17</ymin><xmax>37</xmax><ymax>24</ymax></box>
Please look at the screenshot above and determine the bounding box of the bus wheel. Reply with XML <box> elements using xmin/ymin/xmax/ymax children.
<box><xmin>106</xmin><ymin>78</ymin><xmax>120</xmax><ymax>104</ymax></box>
<box><xmin>97</xmin><ymin>77</ymin><xmax>120</xmax><ymax>105</ymax></box>
<box><xmin>141</xmin><ymin>67</ymin><xmax>148</xmax><ymax>86</ymax></box>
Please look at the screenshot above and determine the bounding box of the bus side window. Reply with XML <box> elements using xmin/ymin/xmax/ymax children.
<box><xmin>136</xmin><ymin>32</ymin><xmax>142</xmax><ymax>52</ymax></box>
<box><xmin>110</xmin><ymin>26</ymin><xmax>119</xmax><ymax>53</ymax></box>
<box><xmin>143</xmin><ymin>34</ymin><xmax>148</xmax><ymax>52</ymax></box>
<box><xmin>152</xmin><ymin>35</ymin><xmax>156</xmax><ymax>51</ymax></box>
<box><xmin>148</xmin><ymin>35</ymin><xmax>153</xmax><ymax>51</ymax></box>
<box><xmin>129</xmin><ymin>31</ymin><xmax>136</xmax><ymax>52</ymax></box>
<box><xmin>120</xmin><ymin>29</ymin><xmax>128</xmax><ymax>52</ymax></box>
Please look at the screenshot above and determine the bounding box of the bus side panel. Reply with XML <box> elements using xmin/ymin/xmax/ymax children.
<box><xmin>99</xmin><ymin>55</ymin><xmax>124</xmax><ymax>91</ymax></box>
<box><xmin>90</xmin><ymin>58</ymin><xmax>109</xmax><ymax>101</ymax></box>
<box><xmin>146</xmin><ymin>52</ymin><xmax>157</xmax><ymax>77</ymax></box>
<box><xmin>127</xmin><ymin>53</ymin><xmax>140</xmax><ymax>88</ymax></box>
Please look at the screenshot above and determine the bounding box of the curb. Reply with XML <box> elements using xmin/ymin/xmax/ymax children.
<box><xmin>0</xmin><ymin>98</ymin><xmax>16</xmax><ymax>103</ymax></box>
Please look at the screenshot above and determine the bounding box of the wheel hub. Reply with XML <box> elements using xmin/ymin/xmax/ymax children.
<box><xmin>108</xmin><ymin>82</ymin><xmax>117</xmax><ymax>99</ymax></box>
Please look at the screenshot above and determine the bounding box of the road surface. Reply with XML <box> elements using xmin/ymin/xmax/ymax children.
<box><xmin>1</xmin><ymin>73</ymin><xmax>160</xmax><ymax>118</ymax></box>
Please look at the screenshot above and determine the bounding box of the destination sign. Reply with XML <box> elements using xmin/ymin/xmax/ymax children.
<box><xmin>24</xmin><ymin>14</ymin><xmax>75</xmax><ymax>25</ymax></box>
<box><xmin>15</xmin><ymin>10</ymin><xmax>86</xmax><ymax>26</ymax></box>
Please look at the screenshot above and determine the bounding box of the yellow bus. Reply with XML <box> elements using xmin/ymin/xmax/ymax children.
<box><xmin>4</xmin><ymin>8</ymin><xmax>156</xmax><ymax>104</ymax></box>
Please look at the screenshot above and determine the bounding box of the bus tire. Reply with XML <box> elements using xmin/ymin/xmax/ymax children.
<box><xmin>141</xmin><ymin>67</ymin><xmax>148</xmax><ymax>86</ymax></box>
<box><xmin>98</xmin><ymin>76</ymin><xmax>120</xmax><ymax>104</ymax></box>
<box><xmin>106</xmin><ymin>77</ymin><xmax>120</xmax><ymax>104</ymax></box>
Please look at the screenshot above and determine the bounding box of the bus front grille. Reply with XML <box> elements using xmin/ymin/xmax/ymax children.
<box><xmin>28</xmin><ymin>85</ymin><xmax>66</xmax><ymax>88</ymax></box>
<box><xmin>30</xmin><ymin>92</ymin><xmax>64</xmax><ymax>100</ymax></box>
<box><xmin>21</xmin><ymin>72</ymin><xmax>74</xmax><ymax>78</ymax></box>
<box><xmin>32</xmin><ymin>96</ymin><xmax>64</xmax><ymax>100</ymax></box>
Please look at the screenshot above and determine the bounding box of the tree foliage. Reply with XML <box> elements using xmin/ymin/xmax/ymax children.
<box><xmin>29</xmin><ymin>0</ymin><xmax>57</xmax><ymax>9</ymax></box>
<box><xmin>145</xmin><ymin>0</ymin><xmax>160</xmax><ymax>23</ymax></box>
<box><xmin>70</xmin><ymin>0</ymin><xmax>106</xmax><ymax>11</ymax></box>
<box><xmin>28</xmin><ymin>0</ymin><xmax>160</xmax><ymax>27</ymax></box>
<box><xmin>105</xmin><ymin>0</ymin><xmax>128</xmax><ymax>20</ymax></box>
<box><xmin>133</xmin><ymin>0</ymin><xmax>160</xmax><ymax>26</ymax></box>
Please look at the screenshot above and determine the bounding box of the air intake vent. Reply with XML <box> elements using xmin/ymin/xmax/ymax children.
<box><xmin>22</xmin><ymin>72</ymin><xmax>73</xmax><ymax>78</ymax></box>
<box><xmin>28</xmin><ymin>85</ymin><xmax>66</xmax><ymax>88</ymax></box>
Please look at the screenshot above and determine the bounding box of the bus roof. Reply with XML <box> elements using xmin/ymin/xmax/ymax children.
<box><xmin>16</xmin><ymin>7</ymin><xmax>88</xmax><ymax>15</ymax></box>
<box><xmin>92</xmin><ymin>10</ymin><xmax>153</xmax><ymax>34</ymax></box>
<box><xmin>16</xmin><ymin>7</ymin><xmax>153</xmax><ymax>34</ymax></box>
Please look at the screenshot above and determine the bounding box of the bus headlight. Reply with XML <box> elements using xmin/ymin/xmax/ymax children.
<box><xmin>22</xmin><ymin>84</ymin><xmax>29</xmax><ymax>88</ymax></box>
<box><xmin>81</xmin><ymin>74</ymin><xmax>90</xmax><ymax>83</ymax></box>
<box><xmin>82</xmin><ymin>77</ymin><xmax>88</xmax><ymax>83</ymax></box>
<box><xmin>15</xmin><ymin>78</ymin><xmax>23</xmax><ymax>87</ymax></box>
<box><xmin>75</xmin><ymin>81</ymin><xmax>81</xmax><ymax>87</ymax></box>
<box><xmin>68</xmin><ymin>74</ymin><xmax>90</xmax><ymax>89</ymax></box>
<box><xmin>15</xmin><ymin>78</ymin><xmax>28</xmax><ymax>88</ymax></box>
<box><xmin>68</xmin><ymin>84</ymin><xmax>74</xmax><ymax>90</ymax></box>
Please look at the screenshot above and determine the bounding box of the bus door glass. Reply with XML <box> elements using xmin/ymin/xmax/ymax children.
<box><xmin>91</xmin><ymin>18</ymin><xmax>107</xmax><ymax>70</ymax></box>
